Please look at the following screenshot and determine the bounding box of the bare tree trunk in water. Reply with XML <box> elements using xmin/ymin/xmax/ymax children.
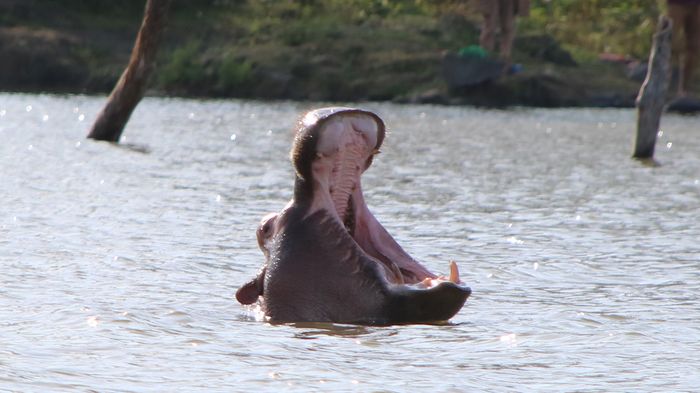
<box><xmin>633</xmin><ymin>16</ymin><xmax>672</xmax><ymax>161</ymax></box>
<box><xmin>88</xmin><ymin>0</ymin><xmax>172</xmax><ymax>142</ymax></box>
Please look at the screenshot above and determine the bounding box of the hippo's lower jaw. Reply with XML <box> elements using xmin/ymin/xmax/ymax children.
<box><xmin>236</xmin><ymin>107</ymin><xmax>471</xmax><ymax>325</ymax></box>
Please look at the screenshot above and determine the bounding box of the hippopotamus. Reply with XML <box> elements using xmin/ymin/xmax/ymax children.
<box><xmin>236</xmin><ymin>107</ymin><xmax>471</xmax><ymax>325</ymax></box>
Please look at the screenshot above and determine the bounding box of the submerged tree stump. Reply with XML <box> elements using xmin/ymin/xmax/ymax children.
<box><xmin>87</xmin><ymin>0</ymin><xmax>171</xmax><ymax>142</ymax></box>
<box><xmin>633</xmin><ymin>16</ymin><xmax>672</xmax><ymax>160</ymax></box>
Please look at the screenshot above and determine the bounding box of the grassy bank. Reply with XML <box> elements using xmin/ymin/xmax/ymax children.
<box><xmin>0</xmin><ymin>0</ymin><xmax>683</xmax><ymax>106</ymax></box>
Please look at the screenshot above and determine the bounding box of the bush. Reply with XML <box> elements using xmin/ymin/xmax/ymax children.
<box><xmin>522</xmin><ymin>0</ymin><xmax>662</xmax><ymax>60</ymax></box>
<box><xmin>217</xmin><ymin>54</ymin><xmax>253</xmax><ymax>91</ymax></box>
<box><xmin>159</xmin><ymin>42</ymin><xmax>206</xmax><ymax>88</ymax></box>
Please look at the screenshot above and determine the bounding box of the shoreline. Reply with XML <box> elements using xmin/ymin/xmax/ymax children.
<box><xmin>1</xmin><ymin>2</ymin><xmax>697</xmax><ymax>113</ymax></box>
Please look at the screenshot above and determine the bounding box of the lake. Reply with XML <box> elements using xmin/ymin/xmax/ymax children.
<box><xmin>1</xmin><ymin>93</ymin><xmax>699</xmax><ymax>392</ymax></box>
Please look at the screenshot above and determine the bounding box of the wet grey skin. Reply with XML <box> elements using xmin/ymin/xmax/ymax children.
<box><xmin>236</xmin><ymin>107</ymin><xmax>471</xmax><ymax>325</ymax></box>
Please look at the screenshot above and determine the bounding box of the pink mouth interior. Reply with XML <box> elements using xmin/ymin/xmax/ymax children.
<box><xmin>309</xmin><ymin>113</ymin><xmax>437</xmax><ymax>285</ymax></box>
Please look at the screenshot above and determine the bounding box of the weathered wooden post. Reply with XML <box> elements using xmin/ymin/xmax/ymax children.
<box><xmin>88</xmin><ymin>0</ymin><xmax>172</xmax><ymax>142</ymax></box>
<box><xmin>633</xmin><ymin>16</ymin><xmax>672</xmax><ymax>160</ymax></box>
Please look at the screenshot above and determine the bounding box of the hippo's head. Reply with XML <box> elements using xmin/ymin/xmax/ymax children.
<box><xmin>236</xmin><ymin>107</ymin><xmax>471</xmax><ymax>325</ymax></box>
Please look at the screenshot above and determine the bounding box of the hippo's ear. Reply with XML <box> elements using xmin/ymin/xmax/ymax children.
<box><xmin>236</xmin><ymin>274</ymin><xmax>264</xmax><ymax>305</ymax></box>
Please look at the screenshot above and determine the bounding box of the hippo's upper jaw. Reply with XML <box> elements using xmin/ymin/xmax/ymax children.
<box><xmin>236</xmin><ymin>107</ymin><xmax>471</xmax><ymax>325</ymax></box>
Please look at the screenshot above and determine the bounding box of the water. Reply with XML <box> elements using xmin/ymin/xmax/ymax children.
<box><xmin>1</xmin><ymin>93</ymin><xmax>699</xmax><ymax>392</ymax></box>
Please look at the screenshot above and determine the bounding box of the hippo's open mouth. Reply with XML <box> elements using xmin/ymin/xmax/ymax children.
<box><xmin>301</xmin><ymin>109</ymin><xmax>461</xmax><ymax>287</ymax></box>
<box><xmin>238</xmin><ymin>107</ymin><xmax>470</xmax><ymax>324</ymax></box>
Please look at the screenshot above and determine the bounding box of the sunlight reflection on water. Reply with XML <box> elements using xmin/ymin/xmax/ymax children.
<box><xmin>1</xmin><ymin>93</ymin><xmax>699</xmax><ymax>392</ymax></box>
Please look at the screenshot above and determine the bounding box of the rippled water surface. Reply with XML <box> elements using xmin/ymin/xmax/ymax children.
<box><xmin>2</xmin><ymin>93</ymin><xmax>699</xmax><ymax>392</ymax></box>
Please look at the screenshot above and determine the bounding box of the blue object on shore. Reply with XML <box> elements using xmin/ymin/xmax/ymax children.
<box><xmin>509</xmin><ymin>63</ymin><xmax>524</xmax><ymax>75</ymax></box>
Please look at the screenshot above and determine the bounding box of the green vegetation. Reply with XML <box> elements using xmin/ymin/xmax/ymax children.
<box><xmin>159</xmin><ymin>42</ymin><xmax>207</xmax><ymax>89</ymax></box>
<box><xmin>524</xmin><ymin>0</ymin><xmax>664</xmax><ymax>60</ymax></box>
<box><xmin>1</xmin><ymin>0</ymin><xmax>686</xmax><ymax>104</ymax></box>
<box><xmin>218</xmin><ymin>54</ymin><xmax>253</xmax><ymax>92</ymax></box>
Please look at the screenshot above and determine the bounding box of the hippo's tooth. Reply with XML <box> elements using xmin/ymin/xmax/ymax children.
<box><xmin>449</xmin><ymin>261</ymin><xmax>460</xmax><ymax>283</ymax></box>
<box><xmin>372</xmin><ymin>148</ymin><xmax>381</xmax><ymax>155</ymax></box>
